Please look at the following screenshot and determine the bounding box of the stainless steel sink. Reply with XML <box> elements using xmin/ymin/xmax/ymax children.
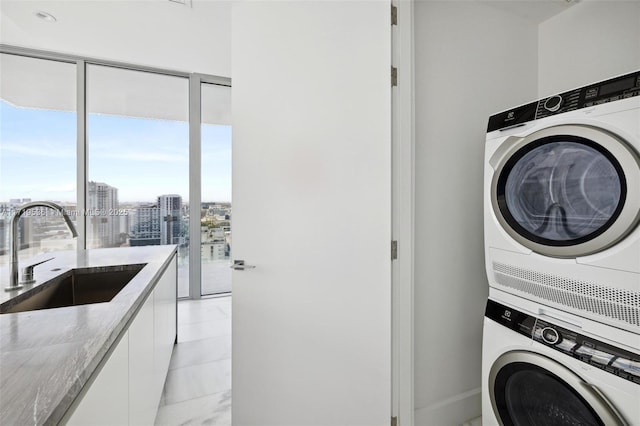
<box><xmin>0</xmin><ymin>264</ymin><xmax>145</xmax><ymax>314</ymax></box>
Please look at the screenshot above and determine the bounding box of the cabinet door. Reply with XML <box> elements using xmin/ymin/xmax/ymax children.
<box><xmin>129</xmin><ymin>292</ymin><xmax>155</xmax><ymax>425</ymax></box>
<box><xmin>154</xmin><ymin>255</ymin><xmax>177</xmax><ymax>397</ymax></box>
<box><xmin>64</xmin><ymin>332</ymin><xmax>129</xmax><ymax>425</ymax></box>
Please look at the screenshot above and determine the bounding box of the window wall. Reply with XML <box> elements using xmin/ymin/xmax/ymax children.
<box><xmin>0</xmin><ymin>48</ymin><xmax>230</xmax><ymax>299</ymax></box>
<box><xmin>0</xmin><ymin>53</ymin><xmax>78</xmax><ymax>266</ymax></box>
<box><xmin>86</xmin><ymin>64</ymin><xmax>190</xmax><ymax>297</ymax></box>
<box><xmin>201</xmin><ymin>82</ymin><xmax>232</xmax><ymax>295</ymax></box>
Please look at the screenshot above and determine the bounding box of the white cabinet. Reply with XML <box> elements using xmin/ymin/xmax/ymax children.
<box><xmin>129</xmin><ymin>292</ymin><xmax>155</xmax><ymax>425</ymax></box>
<box><xmin>153</xmin><ymin>258</ymin><xmax>177</xmax><ymax>400</ymax></box>
<box><xmin>62</xmin><ymin>254</ymin><xmax>177</xmax><ymax>425</ymax></box>
<box><xmin>63</xmin><ymin>332</ymin><xmax>129</xmax><ymax>426</ymax></box>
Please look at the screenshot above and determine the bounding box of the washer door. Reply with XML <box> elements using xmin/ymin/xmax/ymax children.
<box><xmin>491</xmin><ymin>124</ymin><xmax>640</xmax><ymax>257</ymax></box>
<box><xmin>489</xmin><ymin>351</ymin><xmax>626</xmax><ymax>426</ymax></box>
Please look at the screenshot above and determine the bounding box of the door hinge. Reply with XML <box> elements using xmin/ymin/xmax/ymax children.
<box><xmin>391</xmin><ymin>240</ymin><xmax>398</xmax><ymax>260</ymax></box>
<box><xmin>391</xmin><ymin>416</ymin><xmax>398</xmax><ymax>426</ymax></box>
<box><xmin>391</xmin><ymin>67</ymin><xmax>398</xmax><ymax>87</ymax></box>
<box><xmin>391</xmin><ymin>5</ymin><xmax>398</xmax><ymax>26</ymax></box>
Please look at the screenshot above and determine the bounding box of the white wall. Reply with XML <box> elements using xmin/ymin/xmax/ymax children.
<box><xmin>414</xmin><ymin>1</ymin><xmax>640</xmax><ymax>424</ymax></box>
<box><xmin>413</xmin><ymin>2</ymin><xmax>538</xmax><ymax>424</ymax></box>
<box><xmin>538</xmin><ymin>0</ymin><xmax>640</xmax><ymax>97</ymax></box>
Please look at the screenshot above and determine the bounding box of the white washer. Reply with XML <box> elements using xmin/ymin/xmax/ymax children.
<box><xmin>482</xmin><ymin>290</ymin><xmax>640</xmax><ymax>426</ymax></box>
<box><xmin>484</xmin><ymin>71</ymin><xmax>640</xmax><ymax>333</ymax></box>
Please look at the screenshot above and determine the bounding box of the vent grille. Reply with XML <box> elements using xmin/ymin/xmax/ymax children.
<box><xmin>493</xmin><ymin>262</ymin><xmax>640</xmax><ymax>327</ymax></box>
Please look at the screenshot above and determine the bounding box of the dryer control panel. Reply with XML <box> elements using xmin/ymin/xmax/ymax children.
<box><xmin>487</xmin><ymin>70</ymin><xmax>640</xmax><ymax>132</ymax></box>
<box><xmin>486</xmin><ymin>299</ymin><xmax>640</xmax><ymax>385</ymax></box>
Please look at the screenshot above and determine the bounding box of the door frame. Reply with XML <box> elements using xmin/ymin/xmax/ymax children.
<box><xmin>392</xmin><ymin>1</ymin><xmax>415</xmax><ymax>424</ymax></box>
<box><xmin>188</xmin><ymin>73</ymin><xmax>232</xmax><ymax>299</ymax></box>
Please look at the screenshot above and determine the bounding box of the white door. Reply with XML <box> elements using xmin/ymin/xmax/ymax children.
<box><xmin>231</xmin><ymin>2</ymin><xmax>391</xmax><ymax>425</ymax></box>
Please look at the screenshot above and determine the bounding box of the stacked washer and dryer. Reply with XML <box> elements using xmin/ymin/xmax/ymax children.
<box><xmin>482</xmin><ymin>71</ymin><xmax>640</xmax><ymax>425</ymax></box>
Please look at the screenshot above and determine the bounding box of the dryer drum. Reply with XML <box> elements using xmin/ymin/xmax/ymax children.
<box><xmin>491</xmin><ymin>125</ymin><xmax>640</xmax><ymax>258</ymax></box>
<box><xmin>498</xmin><ymin>136</ymin><xmax>626</xmax><ymax>244</ymax></box>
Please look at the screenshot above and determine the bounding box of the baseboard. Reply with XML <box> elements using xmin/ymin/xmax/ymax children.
<box><xmin>414</xmin><ymin>387</ymin><xmax>482</xmax><ymax>426</ymax></box>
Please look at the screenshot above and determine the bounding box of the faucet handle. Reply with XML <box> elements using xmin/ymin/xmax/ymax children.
<box><xmin>20</xmin><ymin>258</ymin><xmax>54</xmax><ymax>285</ymax></box>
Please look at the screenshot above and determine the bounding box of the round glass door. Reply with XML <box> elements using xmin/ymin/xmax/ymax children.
<box><xmin>498</xmin><ymin>137</ymin><xmax>625</xmax><ymax>245</ymax></box>
<box><xmin>494</xmin><ymin>362</ymin><xmax>603</xmax><ymax>426</ymax></box>
<box><xmin>489</xmin><ymin>352</ymin><xmax>624</xmax><ymax>426</ymax></box>
<box><xmin>491</xmin><ymin>125</ymin><xmax>640</xmax><ymax>257</ymax></box>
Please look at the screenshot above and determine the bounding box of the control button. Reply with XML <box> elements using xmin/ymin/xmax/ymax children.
<box><xmin>585</xmin><ymin>88</ymin><xmax>598</xmax><ymax>98</ymax></box>
<box><xmin>541</xmin><ymin>327</ymin><xmax>561</xmax><ymax>345</ymax></box>
<box><xmin>544</xmin><ymin>95</ymin><xmax>563</xmax><ymax>112</ymax></box>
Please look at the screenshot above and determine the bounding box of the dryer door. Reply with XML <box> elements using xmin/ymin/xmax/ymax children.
<box><xmin>491</xmin><ymin>124</ymin><xmax>640</xmax><ymax>257</ymax></box>
<box><xmin>489</xmin><ymin>351</ymin><xmax>626</xmax><ymax>426</ymax></box>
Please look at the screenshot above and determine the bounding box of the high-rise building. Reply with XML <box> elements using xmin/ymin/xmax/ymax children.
<box><xmin>88</xmin><ymin>181</ymin><xmax>119</xmax><ymax>248</ymax></box>
<box><xmin>0</xmin><ymin>204</ymin><xmax>8</xmax><ymax>257</ymax></box>
<box><xmin>0</xmin><ymin>202</ymin><xmax>51</xmax><ymax>259</ymax></box>
<box><xmin>202</xmin><ymin>227</ymin><xmax>227</xmax><ymax>260</ymax></box>
<box><xmin>158</xmin><ymin>195</ymin><xmax>182</xmax><ymax>245</ymax></box>
<box><xmin>130</xmin><ymin>204</ymin><xmax>161</xmax><ymax>246</ymax></box>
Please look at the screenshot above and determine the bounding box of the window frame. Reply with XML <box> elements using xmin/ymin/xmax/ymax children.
<box><xmin>0</xmin><ymin>44</ymin><xmax>231</xmax><ymax>299</ymax></box>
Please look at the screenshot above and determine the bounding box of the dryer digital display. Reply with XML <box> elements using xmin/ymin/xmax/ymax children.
<box><xmin>599</xmin><ymin>76</ymin><xmax>636</xmax><ymax>97</ymax></box>
<box><xmin>487</xmin><ymin>70</ymin><xmax>640</xmax><ymax>132</ymax></box>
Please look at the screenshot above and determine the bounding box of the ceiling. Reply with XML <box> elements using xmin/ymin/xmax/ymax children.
<box><xmin>0</xmin><ymin>1</ymin><xmax>231</xmax><ymax>124</ymax></box>
<box><xmin>479</xmin><ymin>0</ymin><xmax>577</xmax><ymax>23</ymax></box>
<box><xmin>0</xmin><ymin>0</ymin><xmax>576</xmax><ymax>74</ymax></box>
<box><xmin>0</xmin><ymin>0</ymin><xmax>231</xmax><ymax>76</ymax></box>
<box><xmin>0</xmin><ymin>0</ymin><xmax>575</xmax><ymax>123</ymax></box>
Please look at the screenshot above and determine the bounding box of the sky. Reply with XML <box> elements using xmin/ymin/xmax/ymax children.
<box><xmin>0</xmin><ymin>101</ymin><xmax>232</xmax><ymax>204</ymax></box>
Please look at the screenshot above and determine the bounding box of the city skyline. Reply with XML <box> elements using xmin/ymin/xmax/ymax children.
<box><xmin>1</xmin><ymin>81</ymin><xmax>232</xmax><ymax>297</ymax></box>
<box><xmin>0</xmin><ymin>181</ymin><xmax>232</xmax><ymax>297</ymax></box>
<box><xmin>0</xmin><ymin>100</ymin><xmax>232</xmax><ymax>203</ymax></box>
<box><xmin>0</xmin><ymin>198</ymin><xmax>232</xmax><ymax>206</ymax></box>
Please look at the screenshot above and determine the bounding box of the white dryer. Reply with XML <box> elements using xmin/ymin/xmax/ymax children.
<box><xmin>484</xmin><ymin>71</ymin><xmax>640</xmax><ymax>333</ymax></box>
<box><xmin>482</xmin><ymin>290</ymin><xmax>640</xmax><ymax>425</ymax></box>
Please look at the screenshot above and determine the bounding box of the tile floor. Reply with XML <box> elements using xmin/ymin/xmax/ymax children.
<box><xmin>154</xmin><ymin>296</ymin><xmax>482</xmax><ymax>426</ymax></box>
<box><xmin>155</xmin><ymin>295</ymin><xmax>232</xmax><ymax>425</ymax></box>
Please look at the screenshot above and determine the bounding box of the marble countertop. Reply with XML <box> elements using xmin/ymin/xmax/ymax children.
<box><xmin>0</xmin><ymin>245</ymin><xmax>177</xmax><ymax>425</ymax></box>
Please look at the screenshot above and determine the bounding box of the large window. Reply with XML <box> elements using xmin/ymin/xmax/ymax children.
<box><xmin>87</xmin><ymin>64</ymin><xmax>190</xmax><ymax>297</ymax></box>
<box><xmin>0</xmin><ymin>48</ymin><xmax>230</xmax><ymax>299</ymax></box>
<box><xmin>201</xmin><ymin>82</ymin><xmax>232</xmax><ymax>295</ymax></box>
<box><xmin>0</xmin><ymin>54</ymin><xmax>77</xmax><ymax>266</ymax></box>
